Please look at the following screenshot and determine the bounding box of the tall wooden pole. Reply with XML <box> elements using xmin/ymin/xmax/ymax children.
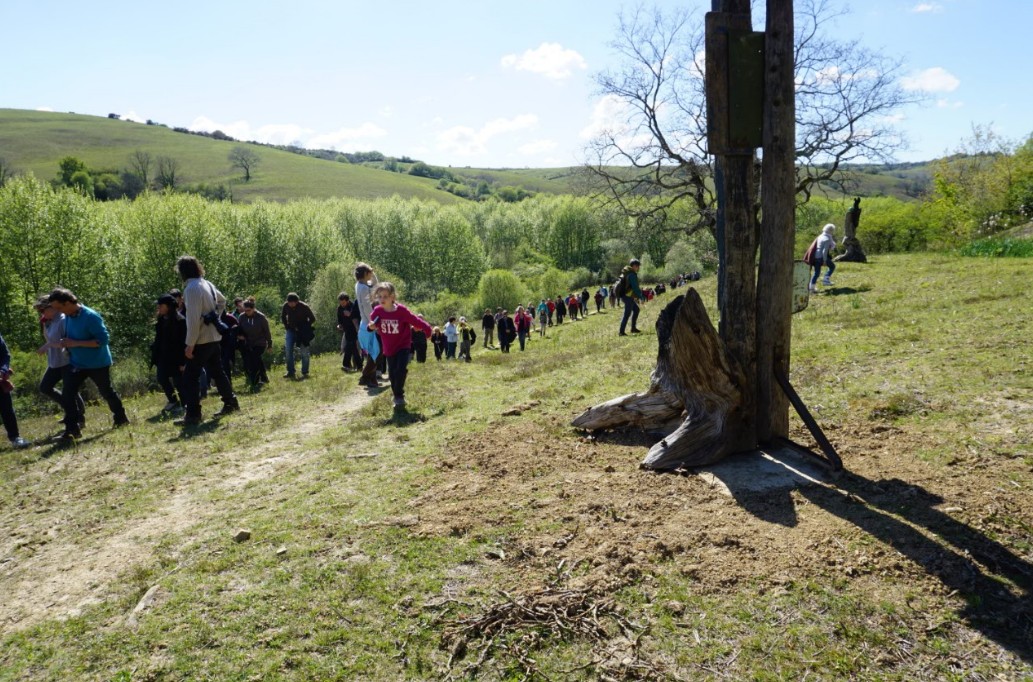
<box><xmin>707</xmin><ymin>0</ymin><xmax>758</xmax><ymax>444</ymax></box>
<box><xmin>756</xmin><ymin>0</ymin><xmax>795</xmax><ymax>442</ymax></box>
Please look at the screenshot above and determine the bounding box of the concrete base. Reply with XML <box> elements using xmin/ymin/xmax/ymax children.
<box><xmin>694</xmin><ymin>446</ymin><xmax>831</xmax><ymax>497</ymax></box>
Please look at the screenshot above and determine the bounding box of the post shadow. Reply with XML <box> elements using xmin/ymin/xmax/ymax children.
<box><xmin>726</xmin><ymin>468</ymin><xmax>1033</xmax><ymax>662</ymax></box>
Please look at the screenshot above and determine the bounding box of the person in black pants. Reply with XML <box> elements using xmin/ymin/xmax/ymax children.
<box><xmin>152</xmin><ymin>294</ymin><xmax>187</xmax><ymax>413</ymax></box>
<box><xmin>172</xmin><ymin>256</ymin><xmax>239</xmax><ymax>427</ymax></box>
<box><xmin>0</xmin><ymin>333</ymin><xmax>30</xmax><ymax>449</ymax></box>
<box><xmin>336</xmin><ymin>293</ymin><xmax>362</xmax><ymax>371</ymax></box>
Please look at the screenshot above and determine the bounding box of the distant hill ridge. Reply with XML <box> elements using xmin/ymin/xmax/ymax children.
<box><xmin>0</xmin><ymin>108</ymin><xmax>937</xmax><ymax>203</ymax></box>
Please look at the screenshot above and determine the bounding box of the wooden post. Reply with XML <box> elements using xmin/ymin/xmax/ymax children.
<box><xmin>755</xmin><ymin>0</ymin><xmax>795</xmax><ymax>442</ymax></box>
<box><xmin>706</xmin><ymin>0</ymin><xmax>758</xmax><ymax>446</ymax></box>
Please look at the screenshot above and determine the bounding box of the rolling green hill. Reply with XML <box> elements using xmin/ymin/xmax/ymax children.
<box><xmin>0</xmin><ymin>109</ymin><xmax>461</xmax><ymax>204</ymax></box>
<box><xmin>0</xmin><ymin>108</ymin><xmax>937</xmax><ymax>203</ymax></box>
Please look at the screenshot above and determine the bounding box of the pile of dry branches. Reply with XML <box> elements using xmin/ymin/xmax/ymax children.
<box><xmin>436</xmin><ymin>586</ymin><xmax>671</xmax><ymax>680</ymax></box>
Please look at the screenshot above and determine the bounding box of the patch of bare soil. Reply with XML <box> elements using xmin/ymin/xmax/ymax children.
<box><xmin>410</xmin><ymin>413</ymin><xmax>1033</xmax><ymax>667</ymax></box>
<box><xmin>0</xmin><ymin>395</ymin><xmax>368</xmax><ymax>633</ymax></box>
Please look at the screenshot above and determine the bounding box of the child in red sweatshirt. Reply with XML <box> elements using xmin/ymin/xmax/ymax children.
<box><xmin>368</xmin><ymin>282</ymin><xmax>433</xmax><ymax>408</ymax></box>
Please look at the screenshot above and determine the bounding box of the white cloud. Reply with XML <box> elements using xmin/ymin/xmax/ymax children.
<box><xmin>901</xmin><ymin>67</ymin><xmax>960</xmax><ymax>92</ymax></box>
<box><xmin>308</xmin><ymin>123</ymin><xmax>388</xmax><ymax>150</ymax></box>
<box><xmin>911</xmin><ymin>3</ymin><xmax>942</xmax><ymax>13</ymax></box>
<box><xmin>518</xmin><ymin>139</ymin><xmax>558</xmax><ymax>155</ymax></box>
<box><xmin>189</xmin><ymin>116</ymin><xmax>387</xmax><ymax>151</ymax></box>
<box><xmin>437</xmin><ymin>114</ymin><xmax>538</xmax><ymax>156</ymax></box>
<box><xmin>123</xmin><ymin>110</ymin><xmax>146</xmax><ymax>123</ymax></box>
<box><xmin>501</xmin><ymin>42</ymin><xmax>587</xmax><ymax>80</ymax></box>
<box><xmin>580</xmin><ymin>95</ymin><xmax>631</xmax><ymax>140</ymax></box>
<box><xmin>36</xmin><ymin>106</ymin><xmax>53</xmax><ymax>112</ymax></box>
<box><xmin>936</xmin><ymin>99</ymin><xmax>964</xmax><ymax>109</ymax></box>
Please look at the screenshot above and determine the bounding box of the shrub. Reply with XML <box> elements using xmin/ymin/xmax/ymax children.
<box><xmin>477</xmin><ymin>270</ymin><xmax>529</xmax><ymax>313</ymax></box>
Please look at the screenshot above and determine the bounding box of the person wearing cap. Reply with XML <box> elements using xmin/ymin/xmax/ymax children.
<box><xmin>151</xmin><ymin>293</ymin><xmax>187</xmax><ymax>413</ymax></box>
<box><xmin>1</xmin><ymin>332</ymin><xmax>31</xmax><ymax>449</ymax></box>
<box><xmin>619</xmin><ymin>258</ymin><xmax>646</xmax><ymax>336</ymax></box>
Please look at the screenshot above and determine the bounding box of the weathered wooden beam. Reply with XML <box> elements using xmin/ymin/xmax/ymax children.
<box><xmin>755</xmin><ymin>0</ymin><xmax>795</xmax><ymax>442</ymax></box>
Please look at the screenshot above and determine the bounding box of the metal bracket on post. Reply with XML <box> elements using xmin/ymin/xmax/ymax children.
<box><xmin>773</xmin><ymin>368</ymin><xmax>844</xmax><ymax>471</ymax></box>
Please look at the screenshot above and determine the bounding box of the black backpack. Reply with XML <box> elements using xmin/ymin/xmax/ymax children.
<box><xmin>613</xmin><ymin>271</ymin><xmax>628</xmax><ymax>298</ymax></box>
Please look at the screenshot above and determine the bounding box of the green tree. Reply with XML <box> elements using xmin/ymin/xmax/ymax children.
<box><xmin>57</xmin><ymin>156</ymin><xmax>88</xmax><ymax>186</ymax></box>
<box><xmin>477</xmin><ymin>269</ymin><xmax>528</xmax><ymax>313</ymax></box>
<box><xmin>228</xmin><ymin>146</ymin><xmax>261</xmax><ymax>182</ymax></box>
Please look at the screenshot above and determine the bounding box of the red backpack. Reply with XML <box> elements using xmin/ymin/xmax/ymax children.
<box><xmin>803</xmin><ymin>238</ymin><xmax>819</xmax><ymax>266</ymax></box>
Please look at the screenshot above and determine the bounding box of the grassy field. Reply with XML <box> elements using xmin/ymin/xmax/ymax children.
<box><xmin>1</xmin><ymin>253</ymin><xmax>1031</xmax><ymax>680</ymax></box>
<box><xmin>1</xmin><ymin>108</ymin><xmax>935</xmax><ymax>204</ymax></box>
<box><xmin>0</xmin><ymin>109</ymin><xmax>459</xmax><ymax>204</ymax></box>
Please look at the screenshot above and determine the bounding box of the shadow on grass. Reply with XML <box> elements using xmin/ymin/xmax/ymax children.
<box><xmin>379</xmin><ymin>407</ymin><xmax>427</xmax><ymax>427</ymax></box>
<box><xmin>725</xmin><ymin>467</ymin><xmax>1033</xmax><ymax>661</ymax></box>
<box><xmin>823</xmin><ymin>285</ymin><xmax>871</xmax><ymax>296</ymax></box>
<box><xmin>167</xmin><ymin>420</ymin><xmax>223</xmax><ymax>441</ymax></box>
<box><xmin>37</xmin><ymin>431</ymin><xmax>111</xmax><ymax>458</ymax></box>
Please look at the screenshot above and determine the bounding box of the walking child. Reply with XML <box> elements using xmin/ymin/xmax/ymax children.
<box><xmin>367</xmin><ymin>282</ymin><xmax>432</xmax><ymax>408</ymax></box>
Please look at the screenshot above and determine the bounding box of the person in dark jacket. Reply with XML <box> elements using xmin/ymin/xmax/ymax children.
<box><xmin>236</xmin><ymin>298</ymin><xmax>272</xmax><ymax>387</ymax></box>
<box><xmin>496</xmin><ymin>310</ymin><xmax>516</xmax><ymax>353</ymax></box>
<box><xmin>336</xmin><ymin>293</ymin><xmax>362</xmax><ymax>371</ymax></box>
<box><xmin>580</xmin><ymin>289</ymin><xmax>590</xmax><ymax>316</ymax></box>
<box><xmin>411</xmin><ymin>324</ymin><xmax>429</xmax><ymax>363</ymax></box>
<box><xmin>481</xmin><ymin>309</ymin><xmax>495</xmax><ymax>348</ymax></box>
<box><xmin>554</xmin><ymin>296</ymin><xmax>565</xmax><ymax>324</ymax></box>
<box><xmin>280</xmin><ymin>292</ymin><xmax>315</xmax><ymax>379</ymax></box>
<box><xmin>619</xmin><ymin>258</ymin><xmax>647</xmax><ymax>336</ymax></box>
<box><xmin>430</xmin><ymin>326</ymin><xmax>446</xmax><ymax>361</ymax></box>
<box><xmin>152</xmin><ymin>293</ymin><xmax>187</xmax><ymax>413</ymax></box>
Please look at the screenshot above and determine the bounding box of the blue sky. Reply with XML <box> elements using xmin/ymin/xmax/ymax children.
<box><xmin>2</xmin><ymin>0</ymin><xmax>1030</xmax><ymax>168</ymax></box>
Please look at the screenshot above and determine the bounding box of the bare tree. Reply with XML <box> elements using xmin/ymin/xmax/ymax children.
<box><xmin>155</xmin><ymin>155</ymin><xmax>180</xmax><ymax>190</ymax></box>
<box><xmin>228</xmin><ymin>146</ymin><xmax>261</xmax><ymax>182</ymax></box>
<box><xmin>128</xmin><ymin>150</ymin><xmax>152</xmax><ymax>189</ymax></box>
<box><xmin>585</xmin><ymin>0</ymin><xmax>922</xmax><ymax>234</ymax></box>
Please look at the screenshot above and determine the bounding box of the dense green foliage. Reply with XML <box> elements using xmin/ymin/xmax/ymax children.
<box><xmin>0</xmin><ymin>177</ymin><xmax>698</xmax><ymax>358</ymax></box>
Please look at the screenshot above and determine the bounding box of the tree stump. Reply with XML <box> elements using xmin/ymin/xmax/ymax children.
<box><xmin>572</xmin><ymin>290</ymin><xmax>756</xmax><ymax>470</ymax></box>
<box><xmin>836</xmin><ymin>198</ymin><xmax>868</xmax><ymax>263</ymax></box>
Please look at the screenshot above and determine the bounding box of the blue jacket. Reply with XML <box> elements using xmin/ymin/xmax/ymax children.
<box><xmin>63</xmin><ymin>305</ymin><xmax>114</xmax><ymax>369</ymax></box>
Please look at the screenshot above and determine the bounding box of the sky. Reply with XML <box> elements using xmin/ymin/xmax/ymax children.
<box><xmin>2</xmin><ymin>0</ymin><xmax>1031</xmax><ymax>168</ymax></box>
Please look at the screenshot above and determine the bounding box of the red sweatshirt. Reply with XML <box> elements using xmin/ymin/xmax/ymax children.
<box><xmin>370</xmin><ymin>303</ymin><xmax>433</xmax><ymax>357</ymax></box>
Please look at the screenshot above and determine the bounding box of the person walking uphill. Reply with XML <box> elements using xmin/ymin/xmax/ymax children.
<box><xmin>236</xmin><ymin>298</ymin><xmax>273</xmax><ymax>388</ymax></box>
<box><xmin>173</xmin><ymin>256</ymin><xmax>239</xmax><ymax>427</ymax></box>
<box><xmin>47</xmin><ymin>288</ymin><xmax>130</xmax><ymax>441</ymax></box>
<box><xmin>1</xmin><ymin>333</ymin><xmax>31</xmax><ymax>449</ymax></box>
<box><xmin>151</xmin><ymin>293</ymin><xmax>187</xmax><ymax>413</ymax></box>
<box><xmin>808</xmin><ymin>223</ymin><xmax>838</xmax><ymax>292</ymax></box>
<box><xmin>618</xmin><ymin>258</ymin><xmax>646</xmax><ymax>336</ymax></box>
<box><xmin>34</xmin><ymin>296</ymin><xmax>85</xmax><ymax>430</ymax></box>
<box><xmin>367</xmin><ymin>282</ymin><xmax>432</xmax><ymax>409</ymax></box>
<box><xmin>355</xmin><ymin>263</ymin><xmax>383</xmax><ymax>388</ymax></box>
<box><xmin>337</xmin><ymin>293</ymin><xmax>362</xmax><ymax>372</ymax></box>
<box><xmin>281</xmin><ymin>293</ymin><xmax>315</xmax><ymax>379</ymax></box>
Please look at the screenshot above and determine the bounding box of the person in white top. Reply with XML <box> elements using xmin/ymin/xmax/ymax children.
<box><xmin>354</xmin><ymin>262</ymin><xmax>383</xmax><ymax>388</ymax></box>
<box><xmin>175</xmin><ymin>255</ymin><xmax>239</xmax><ymax>426</ymax></box>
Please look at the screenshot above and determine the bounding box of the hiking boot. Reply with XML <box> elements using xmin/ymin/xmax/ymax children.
<box><xmin>630</xmin><ymin>328</ymin><xmax>642</xmax><ymax>334</ymax></box>
<box><xmin>54</xmin><ymin>430</ymin><xmax>81</xmax><ymax>443</ymax></box>
<box><xmin>9</xmin><ymin>437</ymin><xmax>30</xmax><ymax>449</ymax></box>
<box><xmin>113</xmin><ymin>415</ymin><xmax>130</xmax><ymax>428</ymax></box>
<box><xmin>619</xmin><ymin>332</ymin><xmax>628</xmax><ymax>336</ymax></box>
<box><xmin>393</xmin><ymin>397</ymin><xmax>406</xmax><ymax>408</ymax></box>
<box><xmin>174</xmin><ymin>415</ymin><xmax>202</xmax><ymax>427</ymax></box>
<box><xmin>283</xmin><ymin>372</ymin><xmax>296</xmax><ymax>379</ymax></box>
<box><xmin>162</xmin><ymin>401</ymin><xmax>180</xmax><ymax>412</ymax></box>
<box><xmin>214</xmin><ymin>402</ymin><xmax>240</xmax><ymax>418</ymax></box>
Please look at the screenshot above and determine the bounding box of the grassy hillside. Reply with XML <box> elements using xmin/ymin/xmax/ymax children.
<box><xmin>0</xmin><ymin>109</ymin><xmax>460</xmax><ymax>204</ymax></box>
<box><xmin>1</xmin><ymin>108</ymin><xmax>939</xmax><ymax>203</ymax></box>
<box><xmin>1</xmin><ymin>254</ymin><xmax>1031</xmax><ymax>679</ymax></box>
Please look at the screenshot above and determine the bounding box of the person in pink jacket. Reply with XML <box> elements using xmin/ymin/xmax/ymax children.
<box><xmin>513</xmin><ymin>306</ymin><xmax>534</xmax><ymax>351</ymax></box>
<box><xmin>367</xmin><ymin>282</ymin><xmax>432</xmax><ymax>409</ymax></box>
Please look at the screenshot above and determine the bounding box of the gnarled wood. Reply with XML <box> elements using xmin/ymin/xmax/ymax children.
<box><xmin>570</xmin><ymin>385</ymin><xmax>683</xmax><ymax>432</ymax></box>
<box><xmin>573</xmin><ymin>291</ymin><xmax>757</xmax><ymax>470</ymax></box>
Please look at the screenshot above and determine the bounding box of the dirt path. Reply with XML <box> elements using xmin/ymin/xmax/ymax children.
<box><xmin>0</xmin><ymin>393</ymin><xmax>369</xmax><ymax>633</ymax></box>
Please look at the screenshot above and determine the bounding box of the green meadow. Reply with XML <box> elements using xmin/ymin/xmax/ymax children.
<box><xmin>1</xmin><ymin>253</ymin><xmax>1030</xmax><ymax>680</ymax></box>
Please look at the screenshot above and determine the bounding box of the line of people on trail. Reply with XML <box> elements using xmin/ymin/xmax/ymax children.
<box><xmin>1</xmin><ymin>254</ymin><xmax>680</xmax><ymax>449</ymax></box>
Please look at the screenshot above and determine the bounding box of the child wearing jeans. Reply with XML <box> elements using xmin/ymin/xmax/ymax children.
<box><xmin>367</xmin><ymin>282</ymin><xmax>432</xmax><ymax>408</ymax></box>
